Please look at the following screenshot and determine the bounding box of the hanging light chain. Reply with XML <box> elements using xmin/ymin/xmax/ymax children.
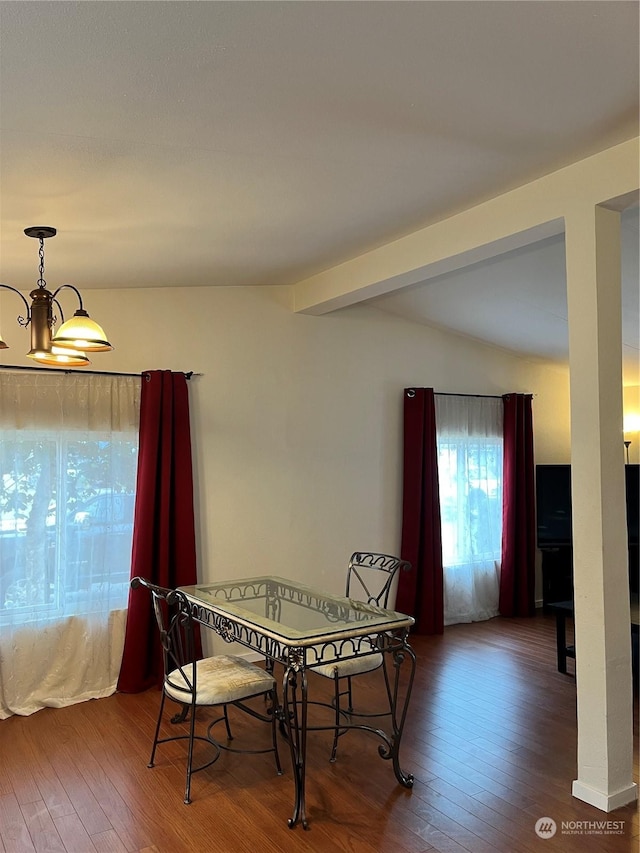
<box><xmin>37</xmin><ymin>235</ymin><xmax>47</xmax><ymax>289</ymax></box>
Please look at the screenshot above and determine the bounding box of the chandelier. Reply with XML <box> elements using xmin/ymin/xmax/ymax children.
<box><xmin>0</xmin><ymin>226</ymin><xmax>112</xmax><ymax>367</ymax></box>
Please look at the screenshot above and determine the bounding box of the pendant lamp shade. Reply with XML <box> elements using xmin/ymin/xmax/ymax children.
<box><xmin>27</xmin><ymin>345</ymin><xmax>90</xmax><ymax>367</ymax></box>
<box><xmin>51</xmin><ymin>309</ymin><xmax>112</xmax><ymax>352</ymax></box>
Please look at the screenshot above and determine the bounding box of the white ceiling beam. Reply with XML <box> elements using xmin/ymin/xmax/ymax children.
<box><xmin>292</xmin><ymin>137</ymin><xmax>639</xmax><ymax>315</ymax></box>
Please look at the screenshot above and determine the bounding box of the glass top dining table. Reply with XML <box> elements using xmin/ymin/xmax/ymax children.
<box><xmin>179</xmin><ymin>575</ymin><xmax>416</xmax><ymax>829</ymax></box>
<box><xmin>180</xmin><ymin>574</ymin><xmax>413</xmax><ymax>653</ymax></box>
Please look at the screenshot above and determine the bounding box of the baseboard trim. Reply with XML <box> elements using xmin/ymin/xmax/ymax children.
<box><xmin>572</xmin><ymin>779</ymin><xmax>638</xmax><ymax>812</ymax></box>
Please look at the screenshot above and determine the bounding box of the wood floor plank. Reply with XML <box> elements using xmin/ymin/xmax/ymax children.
<box><xmin>19</xmin><ymin>802</ymin><xmax>66</xmax><ymax>853</ymax></box>
<box><xmin>425</xmin><ymin>777</ymin><xmax>541</xmax><ymax>853</ymax></box>
<box><xmin>31</xmin><ymin>770</ymin><xmax>76</xmax><ymax>823</ymax></box>
<box><xmin>0</xmin><ymin>793</ymin><xmax>37</xmax><ymax>853</ymax></box>
<box><xmin>90</xmin><ymin>829</ymin><xmax>129</xmax><ymax>853</ymax></box>
<box><xmin>410</xmin><ymin>785</ymin><xmax>538</xmax><ymax>853</ymax></box>
<box><xmin>52</xmin><ymin>815</ymin><xmax>97</xmax><ymax>853</ymax></box>
<box><xmin>47</xmin><ymin>758</ymin><xmax>112</xmax><ymax>838</ymax></box>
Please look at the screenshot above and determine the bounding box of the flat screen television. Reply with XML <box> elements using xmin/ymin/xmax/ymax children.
<box><xmin>536</xmin><ymin>463</ymin><xmax>639</xmax><ymax>549</ymax></box>
<box><xmin>626</xmin><ymin>463</ymin><xmax>639</xmax><ymax>547</ymax></box>
<box><xmin>536</xmin><ymin>465</ymin><xmax>573</xmax><ymax>548</ymax></box>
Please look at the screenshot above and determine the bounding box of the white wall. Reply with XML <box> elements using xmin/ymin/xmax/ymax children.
<box><xmin>0</xmin><ymin>283</ymin><xmax>571</xmax><ymax>623</ymax></box>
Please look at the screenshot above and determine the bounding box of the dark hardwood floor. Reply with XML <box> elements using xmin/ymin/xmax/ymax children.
<box><xmin>0</xmin><ymin>609</ymin><xmax>637</xmax><ymax>852</ymax></box>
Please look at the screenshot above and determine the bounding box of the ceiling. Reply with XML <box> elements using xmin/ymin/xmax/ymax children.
<box><xmin>0</xmin><ymin>1</ymin><xmax>638</xmax><ymax>377</ymax></box>
<box><xmin>370</xmin><ymin>207</ymin><xmax>639</xmax><ymax>378</ymax></box>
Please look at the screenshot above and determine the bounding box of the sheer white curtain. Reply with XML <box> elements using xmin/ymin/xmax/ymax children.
<box><xmin>0</xmin><ymin>371</ymin><xmax>140</xmax><ymax>718</ymax></box>
<box><xmin>435</xmin><ymin>395</ymin><xmax>503</xmax><ymax>626</ymax></box>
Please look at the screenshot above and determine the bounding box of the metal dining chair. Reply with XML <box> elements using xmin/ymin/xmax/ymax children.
<box><xmin>131</xmin><ymin>577</ymin><xmax>282</xmax><ymax>803</ymax></box>
<box><xmin>311</xmin><ymin>552</ymin><xmax>411</xmax><ymax>761</ymax></box>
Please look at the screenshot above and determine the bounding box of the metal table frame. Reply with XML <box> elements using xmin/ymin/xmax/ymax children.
<box><xmin>179</xmin><ymin>576</ymin><xmax>416</xmax><ymax>829</ymax></box>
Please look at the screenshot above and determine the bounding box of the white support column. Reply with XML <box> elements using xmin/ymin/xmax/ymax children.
<box><xmin>565</xmin><ymin>204</ymin><xmax>637</xmax><ymax>811</ymax></box>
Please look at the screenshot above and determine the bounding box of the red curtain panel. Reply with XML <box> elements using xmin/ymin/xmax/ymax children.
<box><xmin>117</xmin><ymin>370</ymin><xmax>200</xmax><ymax>693</ymax></box>
<box><xmin>499</xmin><ymin>393</ymin><xmax>536</xmax><ymax>617</ymax></box>
<box><xmin>396</xmin><ymin>387</ymin><xmax>444</xmax><ymax>634</ymax></box>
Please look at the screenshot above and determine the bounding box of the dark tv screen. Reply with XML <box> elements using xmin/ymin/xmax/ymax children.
<box><xmin>536</xmin><ymin>465</ymin><xmax>572</xmax><ymax>547</ymax></box>
<box><xmin>536</xmin><ymin>463</ymin><xmax>639</xmax><ymax>548</ymax></box>
<box><xmin>626</xmin><ymin>464</ymin><xmax>639</xmax><ymax>546</ymax></box>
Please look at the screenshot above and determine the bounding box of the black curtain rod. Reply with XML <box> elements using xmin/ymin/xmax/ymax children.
<box><xmin>435</xmin><ymin>391</ymin><xmax>503</xmax><ymax>400</ymax></box>
<box><xmin>0</xmin><ymin>364</ymin><xmax>199</xmax><ymax>380</ymax></box>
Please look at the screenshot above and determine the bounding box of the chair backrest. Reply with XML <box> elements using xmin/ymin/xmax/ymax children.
<box><xmin>131</xmin><ymin>576</ymin><xmax>197</xmax><ymax>699</ymax></box>
<box><xmin>345</xmin><ymin>552</ymin><xmax>412</xmax><ymax>608</ymax></box>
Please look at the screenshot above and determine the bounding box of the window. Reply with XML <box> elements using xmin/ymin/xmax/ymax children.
<box><xmin>437</xmin><ymin>437</ymin><xmax>503</xmax><ymax>569</ymax></box>
<box><xmin>435</xmin><ymin>395</ymin><xmax>503</xmax><ymax>624</ymax></box>
<box><xmin>0</xmin><ymin>371</ymin><xmax>141</xmax><ymax>719</ymax></box>
<box><xmin>0</xmin><ymin>434</ymin><xmax>138</xmax><ymax>618</ymax></box>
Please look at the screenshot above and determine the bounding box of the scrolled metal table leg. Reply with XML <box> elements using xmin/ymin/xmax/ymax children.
<box><xmin>379</xmin><ymin>634</ymin><xmax>416</xmax><ymax>788</ymax></box>
<box><xmin>282</xmin><ymin>662</ymin><xmax>310</xmax><ymax>829</ymax></box>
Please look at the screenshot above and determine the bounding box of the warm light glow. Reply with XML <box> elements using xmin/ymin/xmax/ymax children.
<box><xmin>623</xmin><ymin>412</ymin><xmax>640</xmax><ymax>434</ymax></box>
<box><xmin>51</xmin><ymin>310</ymin><xmax>112</xmax><ymax>352</ymax></box>
<box><xmin>27</xmin><ymin>346</ymin><xmax>90</xmax><ymax>367</ymax></box>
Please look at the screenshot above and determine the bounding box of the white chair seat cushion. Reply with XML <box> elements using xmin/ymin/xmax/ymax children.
<box><xmin>313</xmin><ymin>651</ymin><xmax>383</xmax><ymax>679</ymax></box>
<box><xmin>165</xmin><ymin>654</ymin><xmax>275</xmax><ymax>705</ymax></box>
